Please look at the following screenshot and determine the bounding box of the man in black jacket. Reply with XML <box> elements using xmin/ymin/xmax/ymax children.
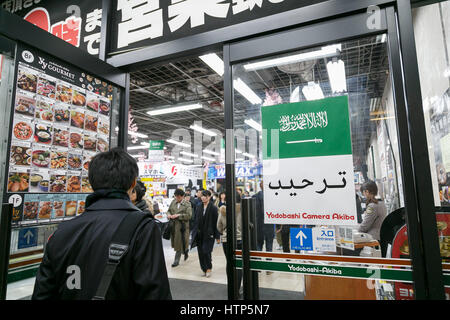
<box><xmin>191</xmin><ymin>190</ymin><xmax>220</xmax><ymax>278</ymax></box>
<box><xmin>32</xmin><ymin>148</ymin><xmax>171</xmax><ymax>300</ymax></box>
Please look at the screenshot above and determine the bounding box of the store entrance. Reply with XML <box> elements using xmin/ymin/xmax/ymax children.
<box><xmin>224</xmin><ymin>8</ymin><xmax>436</xmax><ymax>299</ymax></box>
<box><xmin>127</xmin><ymin>53</ymin><xmax>231</xmax><ymax>299</ymax></box>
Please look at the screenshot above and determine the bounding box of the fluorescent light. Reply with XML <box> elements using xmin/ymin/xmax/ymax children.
<box><xmin>165</xmin><ymin>155</ymin><xmax>175</xmax><ymax>159</ymax></box>
<box><xmin>140</xmin><ymin>142</ymin><xmax>150</xmax><ymax>147</ymax></box>
<box><xmin>128</xmin><ymin>131</ymin><xmax>148</xmax><ymax>138</ymax></box>
<box><xmin>302</xmin><ymin>82</ymin><xmax>324</xmax><ymax>101</ymax></box>
<box><xmin>147</xmin><ymin>103</ymin><xmax>202</xmax><ymax>116</ymax></box>
<box><xmin>242</xmin><ymin>152</ymin><xmax>255</xmax><ymax>159</ymax></box>
<box><xmin>190</xmin><ymin>124</ymin><xmax>217</xmax><ymax>137</ymax></box>
<box><xmin>244</xmin><ymin>119</ymin><xmax>262</xmax><ymax>132</ymax></box>
<box><xmin>235</xmin><ymin>149</ymin><xmax>243</xmax><ymax>154</ymax></box>
<box><xmin>199</xmin><ymin>53</ymin><xmax>224</xmax><ymax>76</ymax></box>
<box><xmin>327</xmin><ymin>59</ymin><xmax>347</xmax><ymax>93</ymax></box>
<box><xmin>234</xmin><ymin>78</ymin><xmax>262</xmax><ymax>104</ymax></box>
<box><xmin>244</xmin><ymin>45</ymin><xmax>341</xmax><ymax>71</ymax></box>
<box><xmin>203</xmin><ymin>149</ymin><xmax>220</xmax><ymax>156</ymax></box>
<box><xmin>290</xmin><ymin>86</ymin><xmax>300</xmax><ymax>103</ymax></box>
<box><xmin>178</xmin><ymin>157</ymin><xmax>194</xmax><ymax>163</ymax></box>
<box><xmin>180</xmin><ymin>151</ymin><xmax>198</xmax><ymax>158</ymax></box>
<box><xmin>235</xmin><ymin>158</ymin><xmax>245</xmax><ymax>161</ymax></box>
<box><xmin>201</xmin><ymin>155</ymin><xmax>216</xmax><ymax>161</ymax></box>
<box><xmin>166</xmin><ymin>139</ymin><xmax>191</xmax><ymax>148</ymax></box>
<box><xmin>129</xmin><ymin>154</ymin><xmax>144</xmax><ymax>158</ymax></box>
<box><xmin>127</xmin><ymin>145</ymin><xmax>149</xmax><ymax>150</ymax></box>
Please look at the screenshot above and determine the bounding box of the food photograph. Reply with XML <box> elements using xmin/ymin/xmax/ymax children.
<box><xmin>84</xmin><ymin>113</ymin><xmax>98</xmax><ymax>132</ymax></box>
<box><xmin>97</xmin><ymin>137</ymin><xmax>109</xmax><ymax>153</ymax></box>
<box><xmin>69</xmin><ymin>132</ymin><xmax>83</xmax><ymax>149</ymax></box>
<box><xmin>54</xmin><ymin>105</ymin><xmax>70</xmax><ymax>123</ymax></box>
<box><xmin>38</xmin><ymin>201</ymin><xmax>52</xmax><ymax>219</ymax></box>
<box><xmin>68</xmin><ymin>153</ymin><xmax>82</xmax><ymax>170</ymax></box>
<box><xmin>81</xmin><ymin>176</ymin><xmax>93</xmax><ymax>193</ymax></box>
<box><xmin>72</xmin><ymin>88</ymin><xmax>86</xmax><ymax>107</ymax></box>
<box><xmin>53</xmin><ymin>201</ymin><xmax>65</xmax><ymax>218</ymax></box>
<box><xmin>67</xmin><ymin>175</ymin><xmax>81</xmax><ymax>193</ymax></box>
<box><xmin>70</xmin><ymin>109</ymin><xmax>85</xmax><ymax>129</ymax></box>
<box><xmin>65</xmin><ymin>201</ymin><xmax>77</xmax><ymax>217</ymax></box>
<box><xmin>97</xmin><ymin>116</ymin><xmax>110</xmax><ymax>136</ymax></box>
<box><xmin>10</xmin><ymin>145</ymin><xmax>32</xmax><ymax>166</ymax></box>
<box><xmin>35</xmin><ymin>101</ymin><xmax>54</xmax><ymax>122</ymax></box>
<box><xmin>99</xmin><ymin>99</ymin><xmax>110</xmax><ymax>116</ymax></box>
<box><xmin>83</xmin><ymin>134</ymin><xmax>97</xmax><ymax>152</ymax></box>
<box><xmin>50</xmin><ymin>175</ymin><xmax>67</xmax><ymax>193</ymax></box>
<box><xmin>37</xmin><ymin>76</ymin><xmax>56</xmax><ymax>99</ymax></box>
<box><xmin>34</xmin><ymin>123</ymin><xmax>53</xmax><ymax>145</ymax></box>
<box><xmin>50</xmin><ymin>151</ymin><xmax>68</xmax><ymax>169</ymax></box>
<box><xmin>56</xmin><ymin>83</ymin><xmax>72</xmax><ymax>103</ymax></box>
<box><xmin>7</xmin><ymin>172</ymin><xmax>30</xmax><ymax>192</ymax></box>
<box><xmin>23</xmin><ymin>201</ymin><xmax>39</xmax><ymax>220</ymax></box>
<box><xmin>15</xmin><ymin>94</ymin><xmax>36</xmax><ymax>118</ymax></box>
<box><xmin>31</xmin><ymin>150</ymin><xmax>50</xmax><ymax>168</ymax></box>
<box><xmin>17</xmin><ymin>67</ymin><xmax>37</xmax><ymax>93</ymax></box>
<box><xmin>52</xmin><ymin>127</ymin><xmax>69</xmax><ymax>147</ymax></box>
<box><xmin>29</xmin><ymin>170</ymin><xmax>50</xmax><ymax>192</ymax></box>
<box><xmin>13</xmin><ymin>120</ymin><xmax>33</xmax><ymax>141</ymax></box>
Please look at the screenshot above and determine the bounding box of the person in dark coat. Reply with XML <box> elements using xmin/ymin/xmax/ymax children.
<box><xmin>131</xmin><ymin>180</ymin><xmax>152</xmax><ymax>216</ymax></box>
<box><xmin>31</xmin><ymin>148</ymin><xmax>171</xmax><ymax>300</ymax></box>
<box><xmin>253</xmin><ymin>181</ymin><xmax>274</xmax><ymax>252</ymax></box>
<box><xmin>191</xmin><ymin>190</ymin><xmax>220</xmax><ymax>278</ymax></box>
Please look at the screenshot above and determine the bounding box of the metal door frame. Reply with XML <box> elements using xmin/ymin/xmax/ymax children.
<box><xmin>223</xmin><ymin>2</ymin><xmax>445</xmax><ymax>300</ymax></box>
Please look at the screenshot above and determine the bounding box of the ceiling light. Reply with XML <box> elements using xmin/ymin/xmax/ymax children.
<box><xmin>147</xmin><ymin>103</ymin><xmax>202</xmax><ymax>116</ymax></box>
<box><xmin>128</xmin><ymin>131</ymin><xmax>148</xmax><ymax>138</ymax></box>
<box><xmin>244</xmin><ymin>119</ymin><xmax>262</xmax><ymax>132</ymax></box>
<box><xmin>234</xmin><ymin>78</ymin><xmax>262</xmax><ymax>104</ymax></box>
<box><xmin>190</xmin><ymin>124</ymin><xmax>217</xmax><ymax>137</ymax></box>
<box><xmin>242</xmin><ymin>152</ymin><xmax>255</xmax><ymax>159</ymax></box>
<box><xmin>235</xmin><ymin>149</ymin><xmax>243</xmax><ymax>154</ymax></box>
<box><xmin>302</xmin><ymin>82</ymin><xmax>324</xmax><ymax>101</ymax></box>
<box><xmin>203</xmin><ymin>149</ymin><xmax>220</xmax><ymax>156</ymax></box>
<box><xmin>243</xmin><ymin>45</ymin><xmax>341</xmax><ymax>71</ymax></box>
<box><xmin>290</xmin><ymin>86</ymin><xmax>300</xmax><ymax>103</ymax></box>
<box><xmin>129</xmin><ymin>153</ymin><xmax>145</xmax><ymax>158</ymax></box>
<box><xmin>166</xmin><ymin>139</ymin><xmax>191</xmax><ymax>148</ymax></box>
<box><xmin>127</xmin><ymin>145</ymin><xmax>149</xmax><ymax>150</ymax></box>
<box><xmin>180</xmin><ymin>151</ymin><xmax>198</xmax><ymax>158</ymax></box>
<box><xmin>165</xmin><ymin>155</ymin><xmax>175</xmax><ymax>159</ymax></box>
<box><xmin>140</xmin><ymin>142</ymin><xmax>150</xmax><ymax>147</ymax></box>
<box><xmin>236</xmin><ymin>158</ymin><xmax>245</xmax><ymax>161</ymax></box>
<box><xmin>199</xmin><ymin>53</ymin><xmax>224</xmax><ymax>76</ymax></box>
<box><xmin>178</xmin><ymin>157</ymin><xmax>194</xmax><ymax>163</ymax></box>
<box><xmin>201</xmin><ymin>155</ymin><xmax>216</xmax><ymax>161</ymax></box>
<box><xmin>327</xmin><ymin>59</ymin><xmax>347</xmax><ymax>93</ymax></box>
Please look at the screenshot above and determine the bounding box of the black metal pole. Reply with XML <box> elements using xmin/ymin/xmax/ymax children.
<box><xmin>0</xmin><ymin>203</ymin><xmax>13</xmax><ymax>300</ymax></box>
<box><xmin>247</xmin><ymin>197</ymin><xmax>259</xmax><ymax>300</ymax></box>
<box><xmin>241</xmin><ymin>198</ymin><xmax>252</xmax><ymax>300</ymax></box>
<box><xmin>395</xmin><ymin>0</ymin><xmax>445</xmax><ymax>299</ymax></box>
<box><xmin>223</xmin><ymin>43</ymin><xmax>238</xmax><ymax>300</ymax></box>
<box><xmin>118</xmin><ymin>73</ymin><xmax>130</xmax><ymax>150</ymax></box>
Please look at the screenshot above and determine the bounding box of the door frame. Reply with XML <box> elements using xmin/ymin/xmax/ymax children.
<box><xmin>223</xmin><ymin>3</ymin><xmax>445</xmax><ymax>300</ymax></box>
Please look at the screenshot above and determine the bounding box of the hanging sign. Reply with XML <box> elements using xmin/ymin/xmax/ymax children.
<box><xmin>147</xmin><ymin>140</ymin><xmax>165</xmax><ymax>162</ymax></box>
<box><xmin>261</xmin><ymin>96</ymin><xmax>358</xmax><ymax>225</ymax></box>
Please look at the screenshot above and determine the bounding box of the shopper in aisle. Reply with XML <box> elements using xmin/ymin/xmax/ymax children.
<box><xmin>32</xmin><ymin>148</ymin><xmax>171</xmax><ymax>300</ymax></box>
<box><xmin>191</xmin><ymin>190</ymin><xmax>220</xmax><ymax>277</ymax></box>
<box><xmin>358</xmin><ymin>180</ymin><xmax>387</xmax><ymax>241</ymax></box>
<box><xmin>254</xmin><ymin>181</ymin><xmax>275</xmax><ymax>253</ymax></box>
<box><xmin>167</xmin><ymin>188</ymin><xmax>192</xmax><ymax>267</ymax></box>
<box><xmin>130</xmin><ymin>180</ymin><xmax>153</xmax><ymax>217</ymax></box>
<box><xmin>215</xmin><ymin>191</ymin><xmax>226</xmax><ymax>208</ymax></box>
<box><xmin>216</xmin><ymin>193</ymin><xmax>243</xmax><ymax>294</ymax></box>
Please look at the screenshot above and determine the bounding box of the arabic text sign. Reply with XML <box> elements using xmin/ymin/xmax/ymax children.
<box><xmin>262</xmin><ymin>96</ymin><xmax>358</xmax><ymax>225</ymax></box>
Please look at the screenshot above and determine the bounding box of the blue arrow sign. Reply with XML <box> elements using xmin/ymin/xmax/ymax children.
<box><xmin>290</xmin><ymin>228</ymin><xmax>313</xmax><ymax>251</ymax></box>
<box><xmin>18</xmin><ymin>227</ymin><xmax>38</xmax><ymax>249</ymax></box>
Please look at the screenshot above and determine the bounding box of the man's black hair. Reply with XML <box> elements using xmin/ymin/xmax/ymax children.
<box><xmin>201</xmin><ymin>190</ymin><xmax>211</xmax><ymax>197</ymax></box>
<box><xmin>89</xmin><ymin>148</ymin><xmax>138</xmax><ymax>191</ymax></box>
<box><xmin>174</xmin><ymin>188</ymin><xmax>185</xmax><ymax>197</ymax></box>
<box><xmin>134</xmin><ymin>180</ymin><xmax>147</xmax><ymax>202</ymax></box>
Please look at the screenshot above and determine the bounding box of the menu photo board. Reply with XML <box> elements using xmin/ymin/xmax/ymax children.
<box><xmin>4</xmin><ymin>44</ymin><xmax>115</xmax><ymax>227</ymax></box>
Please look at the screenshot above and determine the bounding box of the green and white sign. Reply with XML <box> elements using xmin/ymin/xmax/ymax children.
<box><xmin>148</xmin><ymin>140</ymin><xmax>165</xmax><ymax>162</ymax></box>
<box><xmin>261</xmin><ymin>96</ymin><xmax>357</xmax><ymax>225</ymax></box>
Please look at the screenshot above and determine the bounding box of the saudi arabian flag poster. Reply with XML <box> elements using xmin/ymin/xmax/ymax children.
<box><xmin>261</xmin><ymin>95</ymin><xmax>357</xmax><ymax>225</ymax></box>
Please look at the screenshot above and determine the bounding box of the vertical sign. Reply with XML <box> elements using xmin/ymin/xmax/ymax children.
<box><xmin>147</xmin><ymin>140</ymin><xmax>165</xmax><ymax>162</ymax></box>
<box><xmin>261</xmin><ymin>96</ymin><xmax>358</xmax><ymax>225</ymax></box>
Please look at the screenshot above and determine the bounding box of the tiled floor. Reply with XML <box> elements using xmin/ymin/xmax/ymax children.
<box><xmin>6</xmin><ymin>238</ymin><xmax>304</xmax><ymax>300</ymax></box>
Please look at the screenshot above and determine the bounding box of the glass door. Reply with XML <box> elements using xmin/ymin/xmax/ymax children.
<box><xmin>224</xmin><ymin>8</ymin><xmax>442</xmax><ymax>300</ymax></box>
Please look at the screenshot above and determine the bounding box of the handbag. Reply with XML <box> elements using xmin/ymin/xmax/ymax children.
<box><xmin>162</xmin><ymin>220</ymin><xmax>172</xmax><ymax>240</ymax></box>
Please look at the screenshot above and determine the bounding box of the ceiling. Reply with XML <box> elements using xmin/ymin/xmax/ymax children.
<box><xmin>128</xmin><ymin>34</ymin><xmax>390</xmax><ymax>168</ymax></box>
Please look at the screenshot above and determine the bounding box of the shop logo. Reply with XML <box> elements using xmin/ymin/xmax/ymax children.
<box><xmin>22</xmin><ymin>50</ymin><xmax>34</xmax><ymax>63</ymax></box>
<box><xmin>171</xmin><ymin>166</ymin><xmax>178</xmax><ymax>176</ymax></box>
<box><xmin>38</xmin><ymin>57</ymin><xmax>48</xmax><ymax>70</ymax></box>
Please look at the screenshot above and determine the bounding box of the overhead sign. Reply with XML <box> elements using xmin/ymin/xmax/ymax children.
<box><xmin>207</xmin><ymin>162</ymin><xmax>261</xmax><ymax>179</ymax></box>
<box><xmin>1</xmin><ymin>0</ymin><xmax>103</xmax><ymax>56</ymax></box>
<box><xmin>262</xmin><ymin>96</ymin><xmax>358</xmax><ymax>225</ymax></box>
<box><xmin>111</xmin><ymin>0</ymin><xmax>315</xmax><ymax>53</ymax></box>
<box><xmin>148</xmin><ymin>140</ymin><xmax>165</xmax><ymax>162</ymax></box>
<box><xmin>18</xmin><ymin>227</ymin><xmax>38</xmax><ymax>249</ymax></box>
<box><xmin>290</xmin><ymin>227</ymin><xmax>336</xmax><ymax>252</ymax></box>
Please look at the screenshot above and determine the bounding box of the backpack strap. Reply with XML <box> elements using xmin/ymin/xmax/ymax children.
<box><xmin>92</xmin><ymin>212</ymin><xmax>152</xmax><ymax>300</ymax></box>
